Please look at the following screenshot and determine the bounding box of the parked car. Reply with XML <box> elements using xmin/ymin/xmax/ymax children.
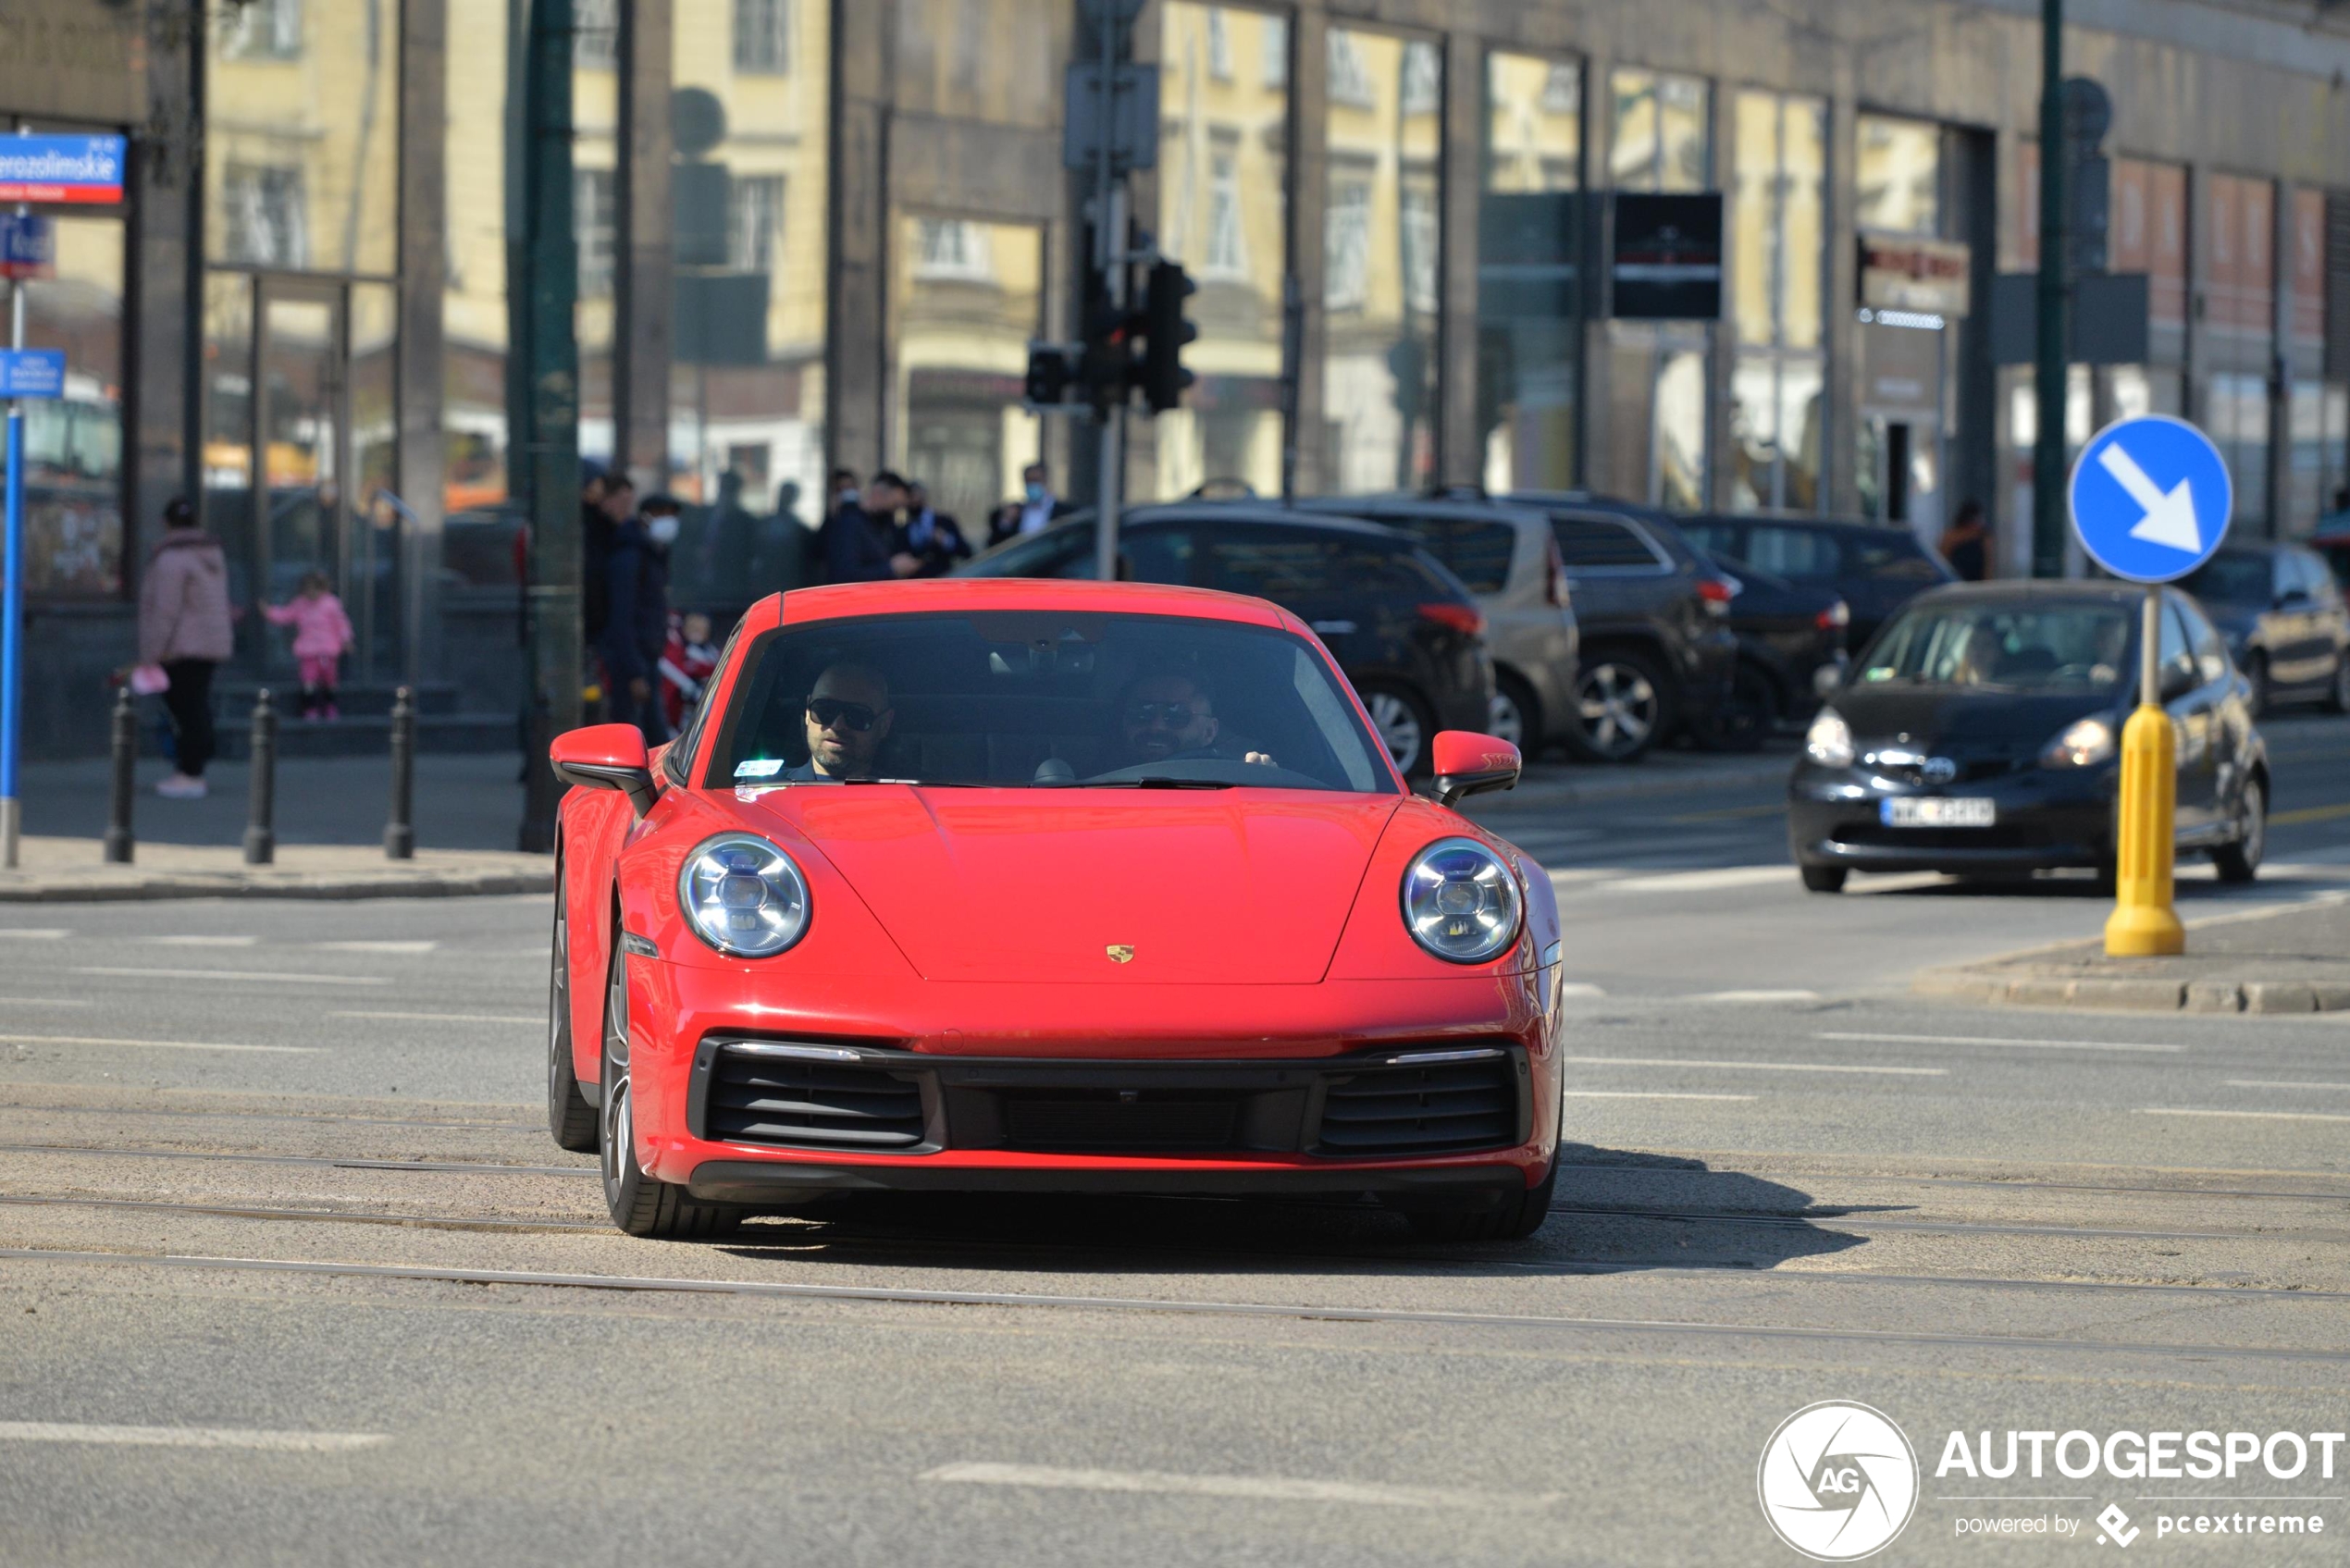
<box><xmin>1503</xmin><ymin>492</ymin><xmax>1740</xmax><ymax>762</ymax></box>
<box><xmin>956</xmin><ymin>504</ymin><xmax>1494</xmax><ymax>777</ymax></box>
<box><xmin>1679</xmin><ymin>513</ymin><xmax>1956</xmax><ymax>648</ymax></box>
<box><xmin>1789</xmin><ymin>581</ymin><xmax>2267</xmax><ymax>892</ymax></box>
<box><xmin>1693</xmin><ymin>552</ymin><xmax>1849</xmax><ymax>749</ymax></box>
<box><xmin>1290</xmin><ymin>494</ymin><xmax>1578</xmax><ymax>754</ymax></box>
<box><xmin>2177</xmin><ymin>542</ymin><xmax>2350</xmax><ymax>716</ymax></box>
<box><xmin>2314</xmin><ymin>512</ymin><xmax>2350</xmax><ymax>592</ymax></box>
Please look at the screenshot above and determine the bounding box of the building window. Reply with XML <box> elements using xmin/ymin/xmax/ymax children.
<box><xmin>1856</xmin><ymin>116</ymin><xmax>1939</xmax><ymax>236</ymax></box>
<box><xmin>1402</xmin><ymin>180</ymin><xmax>1439</xmax><ymax>316</ymax></box>
<box><xmin>1480</xmin><ymin>53</ymin><xmax>1584</xmax><ymax>492</ymax></box>
<box><xmin>575</xmin><ymin>0</ymin><xmax>619</xmax><ymax>70</ymax></box>
<box><xmin>1205</xmin><ymin>150</ymin><xmax>1246</xmax><ymax>278</ymax></box>
<box><xmin>1261</xmin><ymin>13</ymin><xmax>1288</xmax><ymax>88</ymax></box>
<box><xmin>1611</xmin><ymin>68</ymin><xmax>1710</xmax><ymax>194</ymax></box>
<box><xmin>733</xmin><ymin>0</ymin><xmax>792</xmax><ymax>74</ymax></box>
<box><xmin>575</xmin><ymin>168</ymin><xmax>616</xmax><ymax>298</ymax></box>
<box><xmin>1206</xmin><ymin>6</ymin><xmax>1232</xmax><ymax>81</ymax></box>
<box><xmin>728</xmin><ymin>175</ymin><xmax>785</xmax><ymax>273</ymax></box>
<box><xmin>1729</xmin><ymin>89</ymin><xmax>1827</xmax><ymax>512</ymax></box>
<box><xmin>1401</xmin><ymin>41</ymin><xmax>1441</xmax><ymax>117</ymax></box>
<box><xmin>221</xmin><ymin>164</ymin><xmax>308</xmax><ymax>267</ymax></box>
<box><xmin>1325</xmin><ymin>177</ymin><xmax>1371</xmax><ymax>311</ymax></box>
<box><xmin>1540</xmin><ymin>63</ymin><xmax>1579</xmax><ymax>117</ymax></box>
<box><xmin>1327</xmin><ymin>31</ymin><xmax>1374</xmax><ymax>109</ymax></box>
<box><xmin>1608</xmin><ymin>68</ymin><xmax>1713</xmax><ymax>507</ymax></box>
<box><xmin>217</xmin><ymin>0</ymin><xmax>301</xmax><ymax>61</ymax></box>
<box><xmin>914</xmin><ymin>218</ymin><xmax>995</xmax><ymax>282</ymax></box>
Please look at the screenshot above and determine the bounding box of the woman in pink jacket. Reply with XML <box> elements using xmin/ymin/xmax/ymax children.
<box><xmin>136</xmin><ymin>499</ymin><xmax>235</xmax><ymax>799</ymax></box>
<box><xmin>264</xmin><ymin>572</ymin><xmax>356</xmax><ymax>721</ymax></box>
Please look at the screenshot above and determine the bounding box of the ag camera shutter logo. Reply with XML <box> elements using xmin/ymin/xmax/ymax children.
<box><xmin>1758</xmin><ymin>1401</ymin><xmax>1920</xmax><ymax>1561</ymax></box>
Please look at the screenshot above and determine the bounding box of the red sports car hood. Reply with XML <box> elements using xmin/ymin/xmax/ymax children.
<box><xmin>736</xmin><ymin>787</ymin><xmax>1404</xmax><ymax>983</ymax></box>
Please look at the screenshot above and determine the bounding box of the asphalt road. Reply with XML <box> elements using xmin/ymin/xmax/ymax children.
<box><xmin>6</xmin><ymin>711</ymin><xmax>2350</xmax><ymax>1565</ymax></box>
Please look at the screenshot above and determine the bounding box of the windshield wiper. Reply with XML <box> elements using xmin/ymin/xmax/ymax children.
<box><xmin>1098</xmin><ymin>776</ymin><xmax>1238</xmax><ymax>790</ymax></box>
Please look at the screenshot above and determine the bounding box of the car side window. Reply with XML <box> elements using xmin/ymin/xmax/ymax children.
<box><xmin>1447</xmin><ymin>522</ymin><xmax>1517</xmax><ymax>595</ymax></box>
<box><xmin>2174</xmin><ymin>596</ymin><xmax>2230</xmax><ymax>686</ymax></box>
<box><xmin>1680</xmin><ymin>521</ymin><xmax>1742</xmax><ymax>561</ymax></box>
<box><xmin>1119</xmin><ymin>527</ymin><xmax>1198</xmax><ymax>586</ymax></box>
<box><xmin>1744</xmin><ymin>525</ymin><xmax>1840</xmax><ymax>579</ymax></box>
<box><xmin>980</xmin><ymin>528</ymin><xmax>1090</xmax><ymax>579</ymax></box>
<box><xmin>2158</xmin><ymin>602</ymin><xmax>2199</xmax><ymax>697</ymax></box>
<box><xmin>1842</xmin><ymin>532</ymin><xmax>1947</xmax><ymax>582</ymax></box>
<box><xmin>1551</xmin><ymin>516</ymin><xmax>1666</xmax><ymax>572</ymax></box>
<box><xmin>1207</xmin><ymin>530</ymin><xmax>1346</xmax><ymax>599</ymax></box>
<box><xmin>2293</xmin><ymin>549</ymin><xmax>2340</xmax><ymax>607</ymax></box>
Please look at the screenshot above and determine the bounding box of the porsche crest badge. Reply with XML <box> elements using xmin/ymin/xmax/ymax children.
<box><xmin>1105</xmin><ymin>945</ymin><xmax>1135</xmax><ymax>964</ymax></box>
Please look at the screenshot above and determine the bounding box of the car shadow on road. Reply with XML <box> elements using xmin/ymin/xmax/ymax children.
<box><xmin>712</xmin><ymin>1144</ymin><xmax>1874</xmax><ymax>1278</ymax></box>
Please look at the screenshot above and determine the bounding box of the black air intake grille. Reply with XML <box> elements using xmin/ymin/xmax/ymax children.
<box><xmin>706</xmin><ymin>1048</ymin><xmax>927</xmax><ymax>1150</ymax></box>
<box><xmin>999</xmin><ymin>1092</ymin><xmax>1241</xmax><ymax>1153</ymax></box>
<box><xmin>1315</xmin><ymin>1057</ymin><xmax>1517</xmax><ymax>1156</ymax></box>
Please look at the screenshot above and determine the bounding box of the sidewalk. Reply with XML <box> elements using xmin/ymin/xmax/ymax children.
<box><xmin>1</xmin><ymin>753</ymin><xmax>550</xmax><ymax>902</ymax></box>
<box><xmin>1914</xmin><ymin>895</ymin><xmax>2350</xmax><ymax>1014</ymax></box>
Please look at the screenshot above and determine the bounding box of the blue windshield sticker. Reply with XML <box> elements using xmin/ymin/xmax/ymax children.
<box><xmin>734</xmin><ymin>759</ymin><xmax>785</xmax><ymax>778</ymax></box>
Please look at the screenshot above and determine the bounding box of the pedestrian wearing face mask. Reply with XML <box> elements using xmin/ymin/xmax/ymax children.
<box><xmin>600</xmin><ymin>492</ymin><xmax>682</xmax><ymax>742</ymax></box>
<box><xmin>987</xmin><ymin>463</ymin><xmax>1075</xmax><ymax>546</ymax></box>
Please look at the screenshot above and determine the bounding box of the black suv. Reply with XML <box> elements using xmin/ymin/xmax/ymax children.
<box><xmin>2179</xmin><ymin>542</ymin><xmax>2350</xmax><ymax>715</ymax></box>
<box><xmin>956</xmin><ymin>504</ymin><xmax>1494</xmax><ymax>776</ymax></box>
<box><xmin>1503</xmin><ymin>493</ymin><xmax>1739</xmax><ymax>761</ymax></box>
<box><xmin>1678</xmin><ymin>513</ymin><xmax>1955</xmax><ymax>648</ymax></box>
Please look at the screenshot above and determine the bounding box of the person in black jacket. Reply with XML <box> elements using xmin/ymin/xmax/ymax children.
<box><xmin>600</xmin><ymin>492</ymin><xmax>680</xmax><ymax>742</ymax></box>
<box><xmin>822</xmin><ymin>471</ymin><xmax>921</xmax><ymax>585</ymax></box>
<box><xmin>897</xmin><ymin>481</ymin><xmax>974</xmax><ymax>576</ymax></box>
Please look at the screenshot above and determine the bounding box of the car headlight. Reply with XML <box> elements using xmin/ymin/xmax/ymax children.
<box><xmin>2041</xmin><ymin>716</ymin><xmax>2116</xmax><ymax>769</ymax></box>
<box><xmin>1804</xmin><ymin>707</ymin><xmax>1855</xmax><ymax>768</ymax></box>
<box><xmin>1401</xmin><ymin>837</ymin><xmax>1523</xmax><ymax>965</ymax></box>
<box><xmin>676</xmin><ymin>833</ymin><xmax>811</xmax><ymax>957</ymax></box>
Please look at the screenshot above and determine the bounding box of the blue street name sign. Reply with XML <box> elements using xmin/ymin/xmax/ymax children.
<box><xmin>2066</xmin><ymin>414</ymin><xmax>2232</xmax><ymax>584</ymax></box>
<box><xmin>0</xmin><ymin>351</ymin><xmax>67</xmax><ymax>399</ymax></box>
<box><xmin>0</xmin><ymin>213</ymin><xmax>54</xmax><ymax>279</ymax></box>
<box><xmin>0</xmin><ymin>135</ymin><xmax>127</xmax><ymax>205</ymax></box>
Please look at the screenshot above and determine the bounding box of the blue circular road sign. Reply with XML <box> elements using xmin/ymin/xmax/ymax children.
<box><xmin>2066</xmin><ymin>414</ymin><xmax>2232</xmax><ymax>583</ymax></box>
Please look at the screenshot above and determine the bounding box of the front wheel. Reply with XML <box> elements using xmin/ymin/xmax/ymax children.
<box><xmin>546</xmin><ymin>870</ymin><xmax>599</xmax><ymax>1153</ymax></box>
<box><xmin>1563</xmin><ymin>650</ymin><xmax>1674</xmax><ymax>763</ymax></box>
<box><xmin>1402</xmin><ymin>1160</ymin><xmax>1558</xmax><ymax>1243</ymax></box>
<box><xmin>2211</xmin><ymin>774</ymin><xmax>2267</xmax><ymax>885</ymax></box>
<box><xmin>600</xmin><ymin>942</ymin><xmax>741</xmax><ymax>1239</ymax></box>
<box><xmin>1489</xmin><ymin>673</ymin><xmax>1540</xmax><ymax>753</ymax></box>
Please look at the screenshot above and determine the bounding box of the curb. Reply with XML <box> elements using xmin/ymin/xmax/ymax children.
<box><xmin>1912</xmin><ymin>967</ymin><xmax>2350</xmax><ymax>1014</ymax></box>
<box><xmin>0</xmin><ymin>869</ymin><xmax>553</xmax><ymax>903</ymax></box>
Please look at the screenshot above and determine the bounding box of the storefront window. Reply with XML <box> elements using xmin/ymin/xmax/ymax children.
<box><xmin>441</xmin><ymin>0</ymin><xmax>513</xmax><ymax>520</ymax></box>
<box><xmin>1607</xmin><ymin>68</ymin><xmax>1711</xmax><ymax>508</ymax></box>
<box><xmin>1728</xmin><ymin>90</ymin><xmax>1825</xmax><ymax>512</ymax></box>
<box><xmin>1156</xmin><ymin>1</ymin><xmax>1290</xmax><ymax>500</ymax></box>
<box><xmin>888</xmin><ymin>216</ymin><xmax>1045</xmax><ymax>540</ymax></box>
<box><xmin>2203</xmin><ymin>174</ymin><xmax>2275</xmax><ymax>529</ymax></box>
<box><xmin>1479</xmin><ymin>51</ymin><xmax>1582</xmax><ymax>493</ymax></box>
<box><xmin>1856</xmin><ymin>117</ymin><xmax>1938</xmax><ymax>237</ymax></box>
<box><xmin>575</xmin><ymin>2</ymin><xmax>620</xmax><ymax>471</ymax></box>
<box><xmin>1320</xmin><ymin>27</ymin><xmax>1441</xmax><ymax>494</ymax></box>
<box><xmin>4</xmin><ymin>214</ymin><xmax>126</xmax><ymax>595</ymax></box>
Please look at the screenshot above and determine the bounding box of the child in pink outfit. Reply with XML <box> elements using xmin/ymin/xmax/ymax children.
<box><xmin>264</xmin><ymin>572</ymin><xmax>356</xmax><ymax>719</ymax></box>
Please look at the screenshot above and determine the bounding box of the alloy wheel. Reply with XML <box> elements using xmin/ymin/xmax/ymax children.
<box><xmin>1488</xmin><ymin>690</ymin><xmax>1526</xmax><ymax>748</ymax></box>
<box><xmin>600</xmin><ymin>953</ymin><xmax>632</xmax><ymax>1207</ymax></box>
<box><xmin>1577</xmin><ymin>662</ymin><xmax>1658</xmax><ymax>758</ymax></box>
<box><xmin>1367</xmin><ymin>691</ymin><xmax>1425</xmax><ymax>774</ymax></box>
<box><xmin>2238</xmin><ymin>783</ymin><xmax>2266</xmax><ymax>870</ymax></box>
<box><xmin>547</xmin><ymin>903</ymin><xmax>567</xmax><ymax>1106</ymax></box>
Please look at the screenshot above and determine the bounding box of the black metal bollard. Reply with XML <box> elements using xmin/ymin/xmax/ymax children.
<box><xmin>104</xmin><ymin>684</ymin><xmax>136</xmax><ymax>864</ymax></box>
<box><xmin>385</xmin><ymin>685</ymin><xmax>415</xmax><ymax>859</ymax></box>
<box><xmin>243</xmin><ymin>690</ymin><xmax>277</xmax><ymax>867</ymax></box>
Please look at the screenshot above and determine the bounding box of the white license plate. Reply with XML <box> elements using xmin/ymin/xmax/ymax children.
<box><xmin>1881</xmin><ymin>796</ymin><xmax>1997</xmax><ymax>828</ymax></box>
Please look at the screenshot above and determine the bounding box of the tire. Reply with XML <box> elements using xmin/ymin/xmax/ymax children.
<box><xmin>600</xmin><ymin>935</ymin><xmax>741</xmax><ymax>1239</ymax></box>
<box><xmin>1799</xmin><ymin>863</ymin><xmax>1848</xmax><ymax>894</ymax></box>
<box><xmin>2211</xmin><ymin>773</ymin><xmax>2267</xmax><ymax>885</ymax></box>
<box><xmin>1699</xmin><ymin>661</ymin><xmax>1778</xmax><ymax>753</ymax></box>
<box><xmin>1403</xmin><ymin>1159</ymin><xmax>1559</xmax><ymax>1243</ymax></box>
<box><xmin>1490</xmin><ymin>672</ymin><xmax>1540</xmax><ymax>752</ymax></box>
<box><xmin>1563</xmin><ymin>648</ymin><xmax>1675</xmax><ymax>764</ymax></box>
<box><xmin>2327</xmin><ymin>654</ymin><xmax>2350</xmax><ymax>715</ymax></box>
<box><xmin>2245</xmin><ymin>654</ymin><xmax>2271</xmax><ymax>720</ymax></box>
<box><xmin>546</xmin><ymin>868</ymin><xmax>599</xmax><ymax>1153</ymax></box>
<box><xmin>1360</xmin><ymin>683</ymin><xmax>1439</xmax><ymax>779</ymax></box>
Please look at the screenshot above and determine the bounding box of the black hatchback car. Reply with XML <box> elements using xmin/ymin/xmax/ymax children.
<box><xmin>1680</xmin><ymin>513</ymin><xmax>1955</xmax><ymax>648</ymax></box>
<box><xmin>2177</xmin><ymin>543</ymin><xmax>2350</xmax><ymax>716</ymax></box>
<box><xmin>955</xmin><ymin>504</ymin><xmax>1493</xmax><ymax>777</ymax></box>
<box><xmin>1789</xmin><ymin>582</ymin><xmax>2268</xmax><ymax>892</ymax></box>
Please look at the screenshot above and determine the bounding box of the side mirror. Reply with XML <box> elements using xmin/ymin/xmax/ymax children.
<box><xmin>550</xmin><ymin>723</ymin><xmax>660</xmax><ymax>816</ymax></box>
<box><xmin>1430</xmin><ymin>731</ymin><xmax>1521</xmax><ymax>807</ymax></box>
<box><xmin>2159</xmin><ymin>662</ymin><xmax>2198</xmax><ymax>703</ymax></box>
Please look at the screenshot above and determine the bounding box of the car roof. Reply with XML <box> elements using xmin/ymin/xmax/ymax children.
<box><xmin>1292</xmin><ymin>493</ymin><xmax>1553</xmax><ymax>526</ymax></box>
<box><xmin>747</xmin><ymin>576</ymin><xmax>1298</xmax><ymax>633</ymax></box>
<box><xmin>1045</xmin><ymin>501</ymin><xmax>1417</xmax><ymax>545</ymax></box>
<box><xmin>1908</xmin><ymin>579</ymin><xmax>2151</xmax><ymax>608</ymax></box>
<box><xmin>1686</xmin><ymin>512</ymin><xmax>1917</xmax><ymax>538</ymax></box>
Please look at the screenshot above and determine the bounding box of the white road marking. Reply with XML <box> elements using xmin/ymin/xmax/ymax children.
<box><xmin>0</xmin><ymin>998</ymin><xmax>91</xmax><ymax>1007</ymax></box>
<box><xmin>331</xmin><ymin>1010</ymin><xmax>538</xmax><ymax>1025</ymax></box>
<box><xmin>148</xmin><ymin>935</ymin><xmax>257</xmax><ymax>947</ymax></box>
<box><xmin>1818</xmin><ymin>1031</ymin><xmax>2187</xmax><ymax>1055</ymax></box>
<box><xmin>2137</xmin><ymin>1108</ymin><xmax>2350</xmax><ymax>1125</ymax></box>
<box><xmin>1555</xmin><ymin>982</ymin><xmax>1607</xmax><ymax>999</ymax></box>
<box><xmin>2223</xmin><ymin>1080</ymin><xmax>2350</xmax><ymax>1092</ymax></box>
<box><xmin>1562</xmin><ymin>1090</ymin><xmax>1757</xmax><ymax>1102</ymax></box>
<box><xmin>0</xmin><ymin>1422</ymin><xmax>385</xmax><ymax>1452</ymax></box>
<box><xmin>310</xmin><ymin>941</ymin><xmax>439</xmax><ymax>954</ymax></box>
<box><xmin>1599</xmin><ymin>866</ymin><xmax>1790</xmax><ymax>895</ymax></box>
<box><xmin>920</xmin><ymin>1462</ymin><xmax>1557</xmax><ymax>1512</ymax></box>
<box><xmin>1563</xmin><ymin>1055</ymin><xmax>1944</xmax><ymax>1077</ymax></box>
<box><xmin>74</xmin><ymin>967</ymin><xmax>390</xmax><ymax>987</ymax></box>
<box><xmin>0</xmin><ymin>929</ymin><xmax>69</xmax><ymax>940</ymax></box>
<box><xmin>0</xmin><ymin>1033</ymin><xmax>323</xmax><ymax>1056</ymax></box>
<box><xmin>1674</xmin><ymin>989</ymin><xmax>1822</xmax><ymax>1005</ymax></box>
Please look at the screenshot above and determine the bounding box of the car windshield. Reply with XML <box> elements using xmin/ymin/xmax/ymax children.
<box><xmin>1857</xmin><ymin>603</ymin><xmax>2132</xmax><ymax>692</ymax></box>
<box><xmin>706</xmin><ymin>610</ymin><xmax>1398</xmax><ymax>793</ymax></box>
<box><xmin>2181</xmin><ymin>553</ymin><xmax>2272</xmax><ymax>606</ymax></box>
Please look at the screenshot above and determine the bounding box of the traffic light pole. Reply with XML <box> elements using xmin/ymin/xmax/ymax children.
<box><xmin>2032</xmin><ymin>0</ymin><xmax>2070</xmax><ymax>579</ymax></box>
<box><xmin>1087</xmin><ymin>0</ymin><xmax>1131</xmax><ymax>585</ymax></box>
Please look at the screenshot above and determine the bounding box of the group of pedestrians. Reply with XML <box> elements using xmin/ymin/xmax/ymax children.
<box><xmin>812</xmin><ymin>462</ymin><xmax>1074</xmax><ymax>585</ymax></box>
<box><xmin>582</xmin><ymin>464</ymin><xmax>716</xmax><ymax>745</ymax></box>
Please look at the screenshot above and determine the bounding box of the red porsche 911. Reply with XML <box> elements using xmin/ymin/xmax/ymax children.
<box><xmin>546</xmin><ymin>577</ymin><xmax>1567</xmax><ymax>1242</ymax></box>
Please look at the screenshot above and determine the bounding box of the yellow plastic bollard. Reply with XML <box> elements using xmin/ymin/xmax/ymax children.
<box><xmin>2105</xmin><ymin>587</ymin><xmax>2185</xmax><ymax>957</ymax></box>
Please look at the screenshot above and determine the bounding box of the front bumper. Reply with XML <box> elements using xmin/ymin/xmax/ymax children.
<box><xmin>1788</xmin><ymin>758</ymin><xmax>2116</xmax><ymax>872</ymax></box>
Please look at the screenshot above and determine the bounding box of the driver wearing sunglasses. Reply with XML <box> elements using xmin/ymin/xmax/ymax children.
<box><xmin>786</xmin><ymin>662</ymin><xmax>894</xmax><ymax>781</ymax></box>
<box><xmin>1119</xmin><ymin>673</ymin><xmax>1276</xmax><ymax>769</ymax></box>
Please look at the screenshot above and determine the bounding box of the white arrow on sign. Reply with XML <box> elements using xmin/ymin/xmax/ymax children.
<box><xmin>2096</xmin><ymin>442</ymin><xmax>2202</xmax><ymax>553</ymax></box>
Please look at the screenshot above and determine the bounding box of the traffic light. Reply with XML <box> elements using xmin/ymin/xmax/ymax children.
<box><xmin>1140</xmin><ymin>259</ymin><xmax>1197</xmax><ymax>414</ymax></box>
<box><xmin>1079</xmin><ymin>262</ymin><xmax>1144</xmax><ymax>414</ymax></box>
<box><xmin>1023</xmin><ymin>342</ymin><xmax>1082</xmax><ymax>410</ymax></box>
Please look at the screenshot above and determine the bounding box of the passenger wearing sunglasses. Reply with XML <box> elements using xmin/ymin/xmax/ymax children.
<box><xmin>1119</xmin><ymin>673</ymin><xmax>1275</xmax><ymax>770</ymax></box>
<box><xmin>785</xmin><ymin>663</ymin><xmax>895</xmax><ymax>781</ymax></box>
